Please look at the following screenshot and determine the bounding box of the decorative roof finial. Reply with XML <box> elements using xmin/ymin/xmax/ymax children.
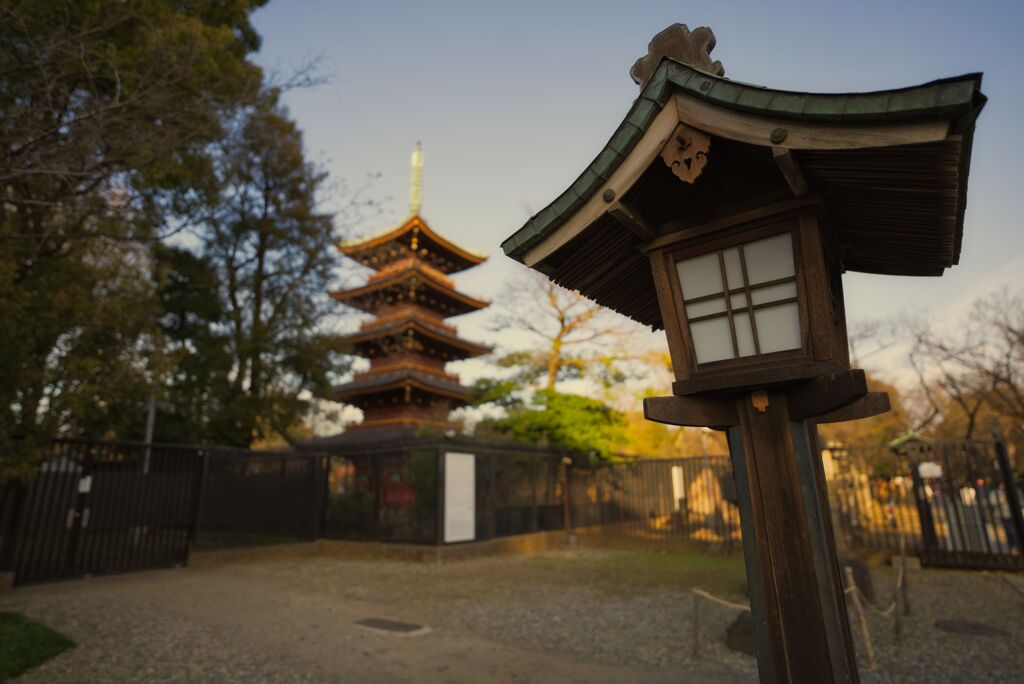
<box><xmin>409</xmin><ymin>141</ymin><xmax>423</xmax><ymax>215</ymax></box>
<box><xmin>630</xmin><ymin>24</ymin><xmax>724</xmax><ymax>89</ymax></box>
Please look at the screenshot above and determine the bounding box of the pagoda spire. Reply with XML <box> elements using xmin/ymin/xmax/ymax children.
<box><xmin>409</xmin><ymin>141</ymin><xmax>423</xmax><ymax>215</ymax></box>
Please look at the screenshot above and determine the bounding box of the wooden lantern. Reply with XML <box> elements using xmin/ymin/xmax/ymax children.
<box><xmin>650</xmin><ymin>204</ymin><xmax>849</xmax><ymax>395</ymax></box>
<box><xmin>501</xmin><ymin>22</ymin><xmax>986</xmax><ymax>684</ymax></box>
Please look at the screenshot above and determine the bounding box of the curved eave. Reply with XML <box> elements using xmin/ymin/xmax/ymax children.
<box><xmin>333</xmin><ymin>369</ymin><xmax>469</xmax><ymax>403</ymax></box>
<box><xmin>346</xmin><ymin>320</ymin><xmax>492</xmax><ymax>358</ymax></box>
<box><xmin>340</xmin><ymin>214</ymin><xmax>488</xmax><ymax>268</ymax></box>
<box><xmin>330</xmin><ymin>265</ymin><xmax>490</xmax><ymax>315</ymax></box>
<box><xmin>501</xmin><ymin>58</ymin><xmax>985</xmax><ymax>263</ymax></box>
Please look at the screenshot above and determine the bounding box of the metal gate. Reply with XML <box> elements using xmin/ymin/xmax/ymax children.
<box><xmin>907</xmin><ymin>440</ymin><xmax>1024</xmax><ymax>570</ymax></box>
<box><xmin>831</xmin><ymin>439</ymin><xmax>1024</xmax><ymax>571</ymax></box>
<box><xmin>5</xmin><ymin>440</ymin><xmax>203</xmax><ymax>586</ymax></box>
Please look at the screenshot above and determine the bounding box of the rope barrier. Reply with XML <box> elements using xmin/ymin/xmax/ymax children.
<box><xmin>844</xmin><ymin>585</ymin><xmax>896</xmax><ymax>617</ymax></box>
<box><xmin>691</xmin><ymin>587</ymin><xmax>751</xmax><ymax>612</ymax></box>
<box><xmin>843</xmin><ymin>564</ymin><xmax>903</xmax><ymax>619</ymax></box>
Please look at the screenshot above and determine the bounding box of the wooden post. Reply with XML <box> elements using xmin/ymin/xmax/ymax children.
<box><xmin>560</xmin><ymin>457</ymin><xmax>572</xmax><ymax>537</ymax></box>
<box><xmin>727</xmin><ymin>390</ymin><xmax>859</xmax><ymax>684</ymax></box>
<box><xmin>643</xmin><ymin>375</ymin><xmax>882</xmax><ymax>683</ymax></box>
<box><xmin>899</xmin><ymin>534</ymin><xmax>911</xmax><ymax>616</ymax></box>
<box><xmin>993</xmin><ymin>431</ymin><xmax>1024</xmax><ymax>555</ymax></box>
<box><xmin>435</xmin><ymin>446</ymin><xmax>445</xmax><ymax>546</ymax></box>
<box><xmin>844</xmin><ymin>566</ymin><xmax>876</xmax><ymax>671</ymax></box>
<box><xmin>691</xmin><ymin>590</ymin><xmax>701</xmax><ymax>659</ymax></box>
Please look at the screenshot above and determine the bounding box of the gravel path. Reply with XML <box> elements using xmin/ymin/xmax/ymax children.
<box><xmin>1</xmin><ymin>548</ymin><xmax>1021</xmax><ymax>683</ymax></box>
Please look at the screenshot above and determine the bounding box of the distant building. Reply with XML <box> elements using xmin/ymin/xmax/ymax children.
<box><xmin>320</xmin><ymin>143</ymin><xmax>490</xmax><ymax>445</ymax></box>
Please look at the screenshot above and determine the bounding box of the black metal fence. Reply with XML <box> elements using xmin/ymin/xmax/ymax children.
<box><xmin>322</xmin><ymin>442</ymin><xmax>565</xmax><ymax>545</ymax></box>
<box><xmin>1</xmin><ymin>440</ymin><xmax>203</xmax><ymax>585</ymax></box>
<box><xmin>829</xmin><ymin>440</ymin><xmax>1024</xmax><ymax>570</ymax></box>
<box><xmin>194</xmin><ymin>449</ymin><xmax>326</xmax><ymax>550</ymax></box>
<box><xmin>567</xmin><ymin>456</ymin><xmax>741</xmax><ymax>551</ymax></box>
<box><xmin>4</xmin><ymin>435</ymin><xmax>1021</xmax><ymax>586</ymax></box>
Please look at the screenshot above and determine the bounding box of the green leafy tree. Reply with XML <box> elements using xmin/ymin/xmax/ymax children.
<box><xmin>479</xmin><ymin>389</ymin><xmax>626</xmax><ymax>460</ymax></box>
<box><xmin>1</xmin><ymin>0</ymin><xmax>267</xmax><ymax>470</ymax></box>
<box><xmin>488</xmin><ymin>272</ymin><xmax>632</xmax><ymax>390</ymax></box>
<box><xmin>147</xmin><ymin>244</ymin><xmax>234</xmax><ymax>443</ymax></box>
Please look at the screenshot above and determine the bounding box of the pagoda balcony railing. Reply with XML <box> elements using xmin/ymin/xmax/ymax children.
<box><xmin>358</xmin><ymin>305</ymin><xmax>456</xmax><ymax>333</ymax></box>
<box><xmin>369</xmin><ymin>256</ymin><xmax>454</xmax><ymax>288</ymax></box>
<box><xmin>351</xmin><ymin>363</ymin><xmax>462</xmax><ymax>385</ymax></box>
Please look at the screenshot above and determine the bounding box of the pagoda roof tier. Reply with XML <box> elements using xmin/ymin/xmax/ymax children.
<box><xmin>347</xmin><ymin>315</ymin><xmax>492</xmax><ymax>359</ymax></box>
<box><xmin>330</xmin><ymin>258</ymin><xmax>489</xmax><ymax>317</ymax></box>
<box><xmin>340</xmin><ymin>215</ymin><xmax>487</xmax><ymax>274</ymax></box>
<box><xmin>333</xmin><ymin>367</ymin><xmax>469</xmax><ymax>404</ymax></box>
<box><xmin>501</xmin><ymin>58</ymin><xmax>985</xmax><ymax>328</ymax></box>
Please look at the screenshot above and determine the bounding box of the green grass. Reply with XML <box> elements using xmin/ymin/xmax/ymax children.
<box><xmin>525</xmin><ymin>549</ymin><xmax>748</xmax><ymax>597</ymax></box>
<box><xmin>0</xmin><ymin>612</ymin><xmax>74</xmax><ymax>682</ymax></box>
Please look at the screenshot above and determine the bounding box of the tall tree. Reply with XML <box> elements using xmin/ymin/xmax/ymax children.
<box><xmin>488</xmin><ymin>271</ymin><xmax>634</xmax><ymax>391</ymax></box>
<box><xmin>908</xmin><ymin>289</ymin><xmax>1024</xmax><ymax>441</ymax></box>
<box><xmin>147</xmin><ymin>244</ymin><xmax>234</xmax><ymax>444</ymax></box>
<box><xmin>1</xmin><ymin>0</ymin><xmax>267</xmax><ymax>469</ymax></box>
<box><xmin>475</xmin><ymin>390</ymin><xmax>627</xmax><ymax>460</ymax></box>
<box><xmin>471</xmin><ymin>271</ymin><xmax>644</xmax><ymax>458</ymax></box>
<box><xmin>198</xmin><ymin>97</ymin><xmax>348</xmax><ymax>446</ymax></box>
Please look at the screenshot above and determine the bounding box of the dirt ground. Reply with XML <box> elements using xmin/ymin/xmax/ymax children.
<box><xmin>2</xmin><ymin>547</ymin><xmax>1022</xmax><ymax>683</ymax></box>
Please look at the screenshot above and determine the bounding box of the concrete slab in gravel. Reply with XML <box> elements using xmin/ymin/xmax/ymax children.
<box><xmin>354</xmin><ymin>617</ymin><xmax>431</xmax><ymax>636</ymax></box>
<box><xmin>1004</xmin><ymin>574</ymin><xmax>1024</xmax><ymax>597</ymax></box>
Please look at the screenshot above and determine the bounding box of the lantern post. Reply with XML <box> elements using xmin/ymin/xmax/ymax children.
<box><xmin>501</xmin><ymin>23</ymin><xmax>985</xmax><ymax>683</ymax></box>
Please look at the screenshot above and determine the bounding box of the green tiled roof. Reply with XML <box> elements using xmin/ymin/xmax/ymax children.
<box><xmin>501</xmin><ymin>59</ymin><xmax>984</xmax><ymax>262</ymax></box>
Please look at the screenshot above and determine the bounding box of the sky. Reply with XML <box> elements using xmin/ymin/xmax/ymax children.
<box><xmin>250</xmin><ymin>0</ymin><xmax>1024</xmax><ymax>393</ymax></box>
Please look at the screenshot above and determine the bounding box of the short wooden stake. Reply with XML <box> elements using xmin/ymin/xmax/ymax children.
<box><xmin>899</xmin><ymin>534</ymin><xmax>911</xmax><ymax>616</ymax></box>
<box><xmin>844</xmin><ymin>566</ymin><xmax>876</xmax><ymax>672</ymax></box>
<box><xmin>692</xmin><ymin>591</ymin><xmax>700</xmax><ymax>659</ymax></box>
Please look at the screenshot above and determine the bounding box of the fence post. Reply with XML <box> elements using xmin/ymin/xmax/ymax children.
<box><xmin>307</xmin><ymin>456</ymin><xmax>319</xmax><ymax>541</ymax></box>
<box><xmin>320</xmin><ymin>456</ymin><xmax>330</xmax><ymax>539</ymax></box>
<box><xmin>992</xmin><ymin>426</ymin><xmax>1024</xmax><ymax>556</ymax></box>
<box><xmin>372</xmin><ymin>453</ymin><xmax>381</xmax><ymax>542</ymax></box>
<box><xmin>188</xmin><ymin>448</ymin><xmax>210</xmax><ymax>548</ymax></box>
<box><xmin>488</xmin><ymin>452</ymin><xmax>497</xmax><ymax>540</ymax></box>
<box><xmin>560</xmin><ymin>456</ymin><xmax>572</xmax><ymax>538</ymax></box>
<box><xmin>0</xmin><ymin>482</ymin><xmax>26</xmax><ymax>577</ymax></box>
<box><xmin>530</xmin><ymin>456</ymin><xmax>539</xmax><ymax>533</ymax></box>
<box><xmin>435</xmin><ymin>445</ymin><xmax>445</xmax><ymax>546</ymax></box>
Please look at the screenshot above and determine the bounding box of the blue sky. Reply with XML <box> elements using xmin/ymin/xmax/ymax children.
<box><xmin>252</xmin><ymin>0</ymin><xmax>1024</xmax><ymax>388</ymax></box>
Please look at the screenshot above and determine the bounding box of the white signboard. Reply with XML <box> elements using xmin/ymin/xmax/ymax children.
<box><xmin>671</xmin><ymin>466</ymin><xmax>685</xmax><ymax>511</ymax></box>
<box><xmin>444</xmin><ymin>452</ymin><xmax>476</xmax><ymax>543</ymax></box>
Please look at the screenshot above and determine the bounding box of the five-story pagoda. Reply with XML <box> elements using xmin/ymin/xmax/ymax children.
<box><xmin>331</xmin><ymin>144</ymin><xmax>490</xmax><ymax>436</ymax></box>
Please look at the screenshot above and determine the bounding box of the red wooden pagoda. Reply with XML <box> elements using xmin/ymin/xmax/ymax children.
<box><xmin>331</xmin><ymin>144</ymin><xmax>490</xmax><ymax>434</ymax></box>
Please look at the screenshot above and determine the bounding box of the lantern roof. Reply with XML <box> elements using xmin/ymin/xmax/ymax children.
<box><xmin>501</xmin><ymin>55</ymin><xmax>985</xmax><ymax>329</ymax></box>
